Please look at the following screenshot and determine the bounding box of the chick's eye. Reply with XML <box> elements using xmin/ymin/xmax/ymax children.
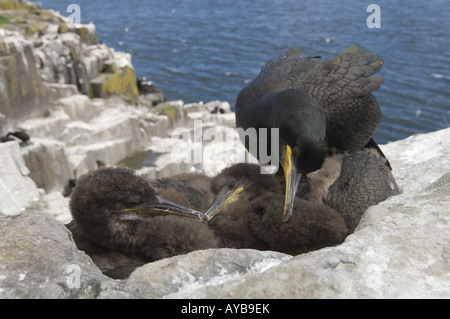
<box><xmin>229</xmin><ymin>181</ymin><xmax>235</xmax><ymax>189</ymax></box>
<box><xmin>293</xmin><ymin>147</ymin><xmax>301</xmax><ymax>157</ymax></box>
<box><xmin>122</xmin><ymin>195</ymin><xmax>142</xmax><ymax>207</ymax></box>
<box><xmin>127</xmin><ymin>199</ymin><xmax>141</xmax><ymax>207</ymax></box>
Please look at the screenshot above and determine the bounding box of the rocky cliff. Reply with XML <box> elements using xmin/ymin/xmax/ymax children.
<box><xmin>1</xmin><ymin>0</ymin><xmax>227</xmax><ymax>196</ymax></box>
<box><xmin>0</xmin><ymin>0</ymin><xmax>138</xmax><ymax>133</ymax></box>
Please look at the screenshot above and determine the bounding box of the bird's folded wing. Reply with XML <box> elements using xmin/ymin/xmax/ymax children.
<box><xmin>300</xmin><ymin>44</ymin><xmax>384</xmax><ymax>108</ymax></box>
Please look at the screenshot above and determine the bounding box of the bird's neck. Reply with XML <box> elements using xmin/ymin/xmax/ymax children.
<box><xmin>298</xmin><ymin>141</ymin><xmax>327</xmax><ymax>174</ymax></box>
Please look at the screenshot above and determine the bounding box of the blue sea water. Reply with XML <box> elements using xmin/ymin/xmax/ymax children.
<box><xmin>40</xmin><ymin>0</ymin><xmax>450</xmax><ymax>144</ymax></box>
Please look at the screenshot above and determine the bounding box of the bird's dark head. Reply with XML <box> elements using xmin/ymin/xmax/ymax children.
<box><xmin>205</xmin><ymin>163</ymin><xmax>281</xmax><ymax>219</ymax></box>
<box><xmin>70</xmin><ymin>167</ymin><xmax>155</xmax><ymax>220</ymax></box>
<box><xmin>212</xmin><ymin>163</ymin><xmax>280</xmax><ymax>198</ymax></box>
<box><xmin>69</xmin><ymin>167</ymin><xmax>209</xmax><ymax>242</ymax></box>
<box><xmin>274</xmin><ymin>89</ymin><xmax>327</xmax><ymax>222</ymax></box>
<box><xmin>281</xmin><ymin>140</ymin><xmax>327</xmax><ymax>175</ymax></box>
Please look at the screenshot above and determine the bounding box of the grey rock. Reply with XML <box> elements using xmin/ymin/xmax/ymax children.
<box><xmin>52</xmin><ymin>94</ymin><xmax>97</xmax><ymax>122</ymax></box>
<box><xmin>0</xmin><ymin>212</ymin><xmax>115</xmax><ymax>298</ymax></box>
<box><xmin>21</xmin><ymin>138</ymin><xmax>73</xmax><ymax>193</ymax></box>
<box><xmin>18</xmin><ymin>108</ymin><xmax>71</xmax><ymax>140</ymax></box>
<box><xmin>114</xmin><ymin>249</ymin><xmax>291</xmax><ymax>299</ymax></box>
<box><xmin>179</xmin><ymin>177</ymin><xmax>449</xmax><ymax>298</ymax></box>
<box><xmin>0</xmin><ymin>141</ymin><xmax>42</xmax><ymax>216</ymax></box>
<box><xmin>381</xmin><ymin>128</ymin><xmax>450</xmax><ymax>193</ymax></box>
<box><xmin>70</xmin><ymin>23</ymin><xmax>98</xmax><ymax>45</ymax></box>
<box><xmin>43</xmin><ymin>83</ymin><xmax>79</xmax><ymax>101</ymax></box>
<box><xmin>0</xmin><ymin>33</ymin><xmax>48</xmax><ymax>123</ymax></box>
<box><xmin>25</xmin><ymin>191</ymin><xmax>72</xmax><ymax>223</ymax></box>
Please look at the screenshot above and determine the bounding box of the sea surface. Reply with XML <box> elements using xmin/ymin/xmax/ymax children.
<box><xmin>40</xmin><ymin>0</ymin><xmax>450</xmax><ymax>144</ymax></box>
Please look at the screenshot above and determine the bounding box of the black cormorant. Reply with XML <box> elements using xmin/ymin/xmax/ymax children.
<box><xmin>6</xmin><ymin>131</ymin><xmax>31</xmax><ymax>143</ymax></box>
<box><xmin>0</xmin><ymin>136</ymin><xmax>14</xmax><ymax>143</ymax></box>
<box><xmin>235</xmin><ymin>45</ymin><xmax>384</xmax><ymax>221</ymax></box>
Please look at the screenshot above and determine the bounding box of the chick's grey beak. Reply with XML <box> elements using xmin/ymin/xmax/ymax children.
<box><xmin>204</xmin><ymin>186</ymin><xmax>244</xmax><ymax>220</ymax></box>
<box><xmin>124</xmin><ymin>195</ymin><xmax>209</xmax><ymax>223</ymax></box>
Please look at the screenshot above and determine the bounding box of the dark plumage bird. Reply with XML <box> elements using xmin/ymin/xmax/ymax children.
<box><xmin>0</xmin><ymin>136</ymin><xmax>14</xmax><ymax>143</ymax></box>
<box><xmin>248</xmin><ymin>194</ymin><xmax>348</xmax><ymax>255</ymax></box>
<box><xmin>68</xmin><ymin>166</ymin><xmax>219</xmax><ymax>278</ymax></box>
<box><xmin>65</xmin><ymin>220</ymin><xmax>147</xmax><ymax>279</ymax></box>
<box><xmin>235</xmin><ymin>45</ymin><xmax>384</xmax><ymax>221</ymax></box>
<box><xmin>206</xmin><ymin>163</ymin><xmax>279</xmax><ymax>249</ymax></box>
<box><xmin>205</xmin><ymin>163</ymin><xmax>348</xmax><ymax>253</ymax></box>
<box><xmin>63</xmin><ymin>178</ymin><xmax>77</xmax><ymax>197</ymax></box>
<box><xmin>6</xmin><ymin>131</ymin><xmax>31</xmax><ymax>143</ymax></box>
<box><xmin>297</xmin><ymin>147</ymin><xmax>400</xmax><ymax>232</ymax></box>
<box><xmin>96</xmin><ymin>159</ymin><xmax>106</xmax><ymax>168</ymax></box>
<box><xmin>149</xmin><ymin>170</ymin><xmax>250</xmax><ymax>247</ymax></box>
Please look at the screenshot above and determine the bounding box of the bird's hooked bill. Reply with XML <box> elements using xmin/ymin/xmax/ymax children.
<box><xmin>204</xmin><ymin>186</ymin><xmax>244</xmax><ymax>220</ymax></box>
<box><xmin>124</xmin><ymin>195</ymin><xmax>209</xmax><ymax>223</ymax></box>
<box><xmin>282</xmin><ymin>145</ymin><xmax>301</xmax><ymax>222</ymax></box>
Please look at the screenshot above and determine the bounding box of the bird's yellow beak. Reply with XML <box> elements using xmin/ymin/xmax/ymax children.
<box><xmin>282</xmin><ymin>145</ymin><xmax>301</xmax><ymax>222</ymax></box>
<box><xmin>204</xmin><ymin>186</ymin><xmax>244</xmax><ymax>220</ymax></box>
<box><xmin>124</xmin><ymin>196</ymin><xmax>210</xmax><ymax>223</ymax></box>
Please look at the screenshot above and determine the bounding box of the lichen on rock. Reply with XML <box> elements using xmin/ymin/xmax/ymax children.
<box><xmin>89</xmin><ymin>62</ymin><xmax>139</xmax><ymax>100</ymax></box>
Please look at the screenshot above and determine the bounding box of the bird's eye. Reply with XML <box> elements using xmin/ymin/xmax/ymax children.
<box><xmin>125</xmin><ymin>200</ymin><xmax>140</xmax><ymax>208</ymax></box>
<box><xmin>229</xmin><ymin>181</ymin><xmax>235</xmax><ymax>189</ymax></box>
<box><xmin>122</xmin><ymin>196</ymin><xmax>142</xmax><ymax>208</ymax></box>
<box><xmin>293</xmin><ymin>147</ymin><xmax>301</xmax><ymax>157</ymax></box>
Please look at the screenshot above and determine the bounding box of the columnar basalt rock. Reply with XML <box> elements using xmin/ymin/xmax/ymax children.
<box><xmin>0</xmin><ymin>0</ymin><xmax>139</xmax><ymax>133</ymax></box>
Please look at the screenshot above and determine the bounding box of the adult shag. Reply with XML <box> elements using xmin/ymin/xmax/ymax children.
<box><xmin>235</xmin><ymin>45</ymin><xmax>384</xmax><ymax>221</ymax></box>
